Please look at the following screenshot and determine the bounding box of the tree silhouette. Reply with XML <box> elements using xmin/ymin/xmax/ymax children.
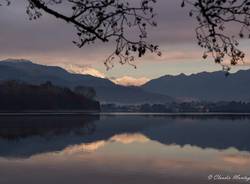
<box><xmin>1</xmin><ymin>0</ymin><xmax>160</xmax><ymax>69</ymax></box>
<box><xmin>182</xmin><ymin>0</ymin><xmax>250</xmax><ymax>71</ymax></box>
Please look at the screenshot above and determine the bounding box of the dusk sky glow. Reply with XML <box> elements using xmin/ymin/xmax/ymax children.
<box><xmin>1</xmin><ymin>0</ymin><xmax>250</xmax><ymax>80</ymax></box>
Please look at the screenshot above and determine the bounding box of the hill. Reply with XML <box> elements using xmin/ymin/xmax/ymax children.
<box><xmin>0</xmin><ymin>59</ymin><xmax>173</xmax><ymax>104</ymax></box>
<box><xmin>0</xmin><ymin>81</ymin><xmax>100</xmax><ymax>111</ymax></box>
<box><xmin>142</xmin><ymin>70</ymin><xmax>250</xmax><ymax>102</ymax></box>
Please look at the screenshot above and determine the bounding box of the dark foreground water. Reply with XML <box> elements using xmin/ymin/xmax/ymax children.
<box><xmin>0</xmin><ymin>114</ymin><xmax>250</xmax><ymax>184</ymax></box>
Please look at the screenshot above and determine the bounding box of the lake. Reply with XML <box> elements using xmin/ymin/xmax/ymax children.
<box><xmin>0</xmin><ymin>114</ymin><xmax>249</xmax><ymax>184</ymax></box>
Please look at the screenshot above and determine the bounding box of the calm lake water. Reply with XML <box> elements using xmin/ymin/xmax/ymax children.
<box><xmin>0</xmin><ymin>114</ymin><xmax>250</xmax><ymax>184</ymax></box>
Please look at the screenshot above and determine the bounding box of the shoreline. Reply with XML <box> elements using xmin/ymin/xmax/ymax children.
<box><xmin>1</xmin><ymin>111</ymin><xmax>250</xmax><ymax>116</ymax></box>
<box><xmin>0</xmin><ymin>110</ymin><xmax>100</xmax><ymax>116</ymax></box>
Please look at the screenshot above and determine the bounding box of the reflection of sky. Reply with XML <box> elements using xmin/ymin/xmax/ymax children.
<box><xmin>43</xmin><ymin>133</ymin><xmax>250</xmax><ymax>176</ymax></box>
<box><xmin>0</xmin><ymin>133</ymin><xmax>249</xmax><ymax>184</ymax></box>
<box><xmin>0</xmin><ymin>115</ymin><xmax>250</xmax><ymax>184</ymax></box>
<box><xmin>0</xmin><ymin>0</ymin><xmax>250</xmax><ymax>79</ymax></box>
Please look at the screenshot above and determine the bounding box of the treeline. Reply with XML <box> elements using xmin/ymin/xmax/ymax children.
<box><xmin>0</xmin><ymin>81</ymin><xmax>100</xmax><ymax>111</ymax></box>
<box><xmin>102</xmin><ymin>101</ymin><xmax>250</xmax><ymax>113</ymax></box>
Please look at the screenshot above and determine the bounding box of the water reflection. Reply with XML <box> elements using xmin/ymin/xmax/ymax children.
<box><xmin>1</xmin><ymin>115</ymin><xmax>250</xmax><ymax>158</ymax></box>
<box><xmin>0</xmin><ymin>115</ymin><xmax>249</xmax><ymax>184</ymax></box>
<box><xmin>0</xmin><ymin>115</ymin><xmax>98</xmax><ymax>158</ymax></box>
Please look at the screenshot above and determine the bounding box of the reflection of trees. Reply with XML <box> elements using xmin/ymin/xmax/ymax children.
<box><xmin>0</xmin><ymin>115</ymin><xmax>250</xmax><ymax>159</ymax></box>
<box><xmin>0</xmin><ymin>115</ymin><xmax>98</xmax><ymax>140</ymax></box>
<box><xmin>107</xmin><ymin>114</ymin><xmax>250</xmax><ymax>121</ymax></box>
<box><xmin>157</xmin><ymin>114</ymin><xmax>250</xmax><ymax>121</ymax></box>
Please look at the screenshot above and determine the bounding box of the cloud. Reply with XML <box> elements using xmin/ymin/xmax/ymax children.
<box><xmin>1</xmin><ymin>0</ymin><xmax>249</xmax><ymax>79</ymax></box>
<box><xmin>144</xmin><ymin>50</ymin><xmax>202</xmax><ymax>62</ymax></box>
<box><xmin>0</xmin><ymin>0</ymin><xmax>197</xmax><ymax>64</ymax></box>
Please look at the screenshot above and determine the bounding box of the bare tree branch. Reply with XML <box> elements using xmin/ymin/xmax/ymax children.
<box><xmin>5</xmin><ymin>0</ymin><xmax>250</xmax><ymax>71</ymax></box>
<box><xmin>2</xmin><ymin>0</ymin><xmax>160</xmax><ymax>69</ymax></box>
<box><xmin>182</xmin><ymin>0</ymin><xmax>250</xmax><ymax>71</ymax></box>
<box><xmin>0</xmin><ymin>0</ymin><xmax>10</xmax><ymax>6</ymax></box>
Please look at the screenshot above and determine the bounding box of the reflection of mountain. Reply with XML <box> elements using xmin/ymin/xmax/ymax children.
<box><xmin>62</xmin><ymin>133</ymin><xmax>149</xmax><ymax>154</ymax></box>
<box><xmin>0</xmin><ymin>115</ymin><xmax>250</xmax><ymax>158</ymax></box>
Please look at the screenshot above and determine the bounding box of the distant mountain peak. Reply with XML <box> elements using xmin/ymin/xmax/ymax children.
<box><xmin>111</xmin><ymin>76</ymin><xmax>150</xmax><ymax>86</ymax></box>
<box><xmin>55</xmin><ymin>63</ymin><xmax>106</xmax><ymax>79</ymax></box>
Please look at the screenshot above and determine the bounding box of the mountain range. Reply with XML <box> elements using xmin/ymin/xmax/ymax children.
<box><xmin>142</xmin><ymin>70</ymin><xmax>250</xmax><ymax>102</ymax></box>
<box><xmin>1</xmin><ymin>59</ymin><xmax>249</xmax><ymax>103</ymax></box>
<box><xmin>57</xmin><ymin>63</ymin><xmax>150</xmax><ymax>86</ymax></box>
<box><xmin>0</xmin><ymin>59</ymin><xmax>173</xmax><ymax>104</ymax></box>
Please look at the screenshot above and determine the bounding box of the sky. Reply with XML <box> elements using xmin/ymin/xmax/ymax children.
<box><xmin>0</xmin><ymin>0</ymin><xmax>250</xmax><ymax>85</ymax></box>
